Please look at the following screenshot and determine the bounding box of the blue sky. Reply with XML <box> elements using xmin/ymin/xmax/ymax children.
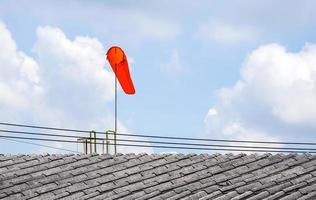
<box><xmin>0</xmin><ymin>0</ymin><xmax>316</xmax><ymax>154</ymax></box>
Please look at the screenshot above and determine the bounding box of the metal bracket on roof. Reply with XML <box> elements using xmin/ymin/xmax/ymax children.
<box><xmin>77</xmin><ymin>129</ymin><xmax>116</xmax><ymax>155</ymax></box>
<box><xmin>105</xmin><ymin>129</ymin><xmax>116</xmax><ymax>154</ymax></box>
<box><xmin>77</xmin><ymin>137</ymin><xmax>88</xmax><ymax>155</ymax></box>
<box><xmin>90</xmin><ymin>130</ymin><xmax>97</xmax><ymax>154</ymax></box>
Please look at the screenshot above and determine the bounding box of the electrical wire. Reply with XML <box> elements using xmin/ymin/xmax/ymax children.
<box><xmin>0</xmin><ymin>122</ymin><xmax>89</xmax><ymax>133</ymax></box>
<box><xmin>0</xmin><ymin>135</ymin><xmax>315</xmax><ymax>153</ymax></box>
<box><xmin>1</xmin><ymin>129</ymin><xmax>316</xmax><ymax>151</ymax></box>
<box><xmin>0</xmin><ymin>137</ymin><xmax>80</xmax><ymax>153</ymax></box>
<box><xmin>0</xmin><ymin>122</ymin><xmax>315</xmax><ymax>146</ymax></box>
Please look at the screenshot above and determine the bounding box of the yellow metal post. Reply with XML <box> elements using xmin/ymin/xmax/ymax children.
<box><xmin>78</xmin><ymin>138</ymin><xmax>88</xmax><ymax>155</ymax></box>
<box><xmin>106</xmin><ymin>130</ymin><xmax>109</xmax><ymax>154</ymax></box>
<box><xmin>93</xmin><ymin>131</ymin><xmax>97</xmax><ymax>153</ymax></box>
<box><xmin>102</xmin><ymin>140</ymin><xmax>105</xmax><ymax>154</ymax></box>
<box><xmin>84</xmin><ymin>139</ymin><xmax>88</xmax><ymax>155</ymax></box>
<box><xmin>114</xmin><ymin>131</ymin><xmax>117</xmax><ymax>154</ymax></box>
<box><xmin>89</xmin><ymin>132</ymin><xmax>92</xmax><ymax>154</ymax></box>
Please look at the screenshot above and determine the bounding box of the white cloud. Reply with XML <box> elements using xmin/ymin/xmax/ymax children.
<box><xmin>35</xmin><ymin>26</ymin><xmax>115</xmax><ymax>102</ymax></box>
<box><xmin>0</xmin><ymin>21</ymin><xmax>153</xmax><ymax>154</ymax></box>
<box><xmin>207</xmin><ymin>108</ymin><xmax>217</xmax><ymax>117</ymax></box>
<box><xmin>205</xmin><ymin>108</ymin><xmax>279</xmax><ymax>144</ymax></box>
<box><xmin>0</xmin><ymin>21</ymin><xmax>41</xmax><ymax>111</ymax></box>
<box><xmin>205</xmin><ymin>43</ymin><xmax>316</xmax><ymax>143</ymax></box>
<box><xmin>161</xmin><ymin>49</ymin><xmax>188</xmax><ymax>75</ymax></box>
<box><xmin>240</xmin><ymin>43</ymin><xmax>316</xmax><ymax>125</ymax></box>
<box><xmin>198</xmin><ymin>21</ymin><xmax>259</xmax><ymax>44</ymax></box>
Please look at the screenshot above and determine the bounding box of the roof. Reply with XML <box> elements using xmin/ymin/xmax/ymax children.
<box><xmin>0</xmin><ymin>153</ymin><xmax>315</xmax><ymax>200</ymax></box>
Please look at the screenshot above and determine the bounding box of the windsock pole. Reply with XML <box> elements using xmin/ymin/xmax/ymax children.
<box><xmin>114</xmin><ymin>64</ymin><xmax>118</xmax><ymax>154</ymax></box>
<box><xmin>107</xmin><ymin>46</ymin><xmax>136</xmax><ymax>154</ymax></box>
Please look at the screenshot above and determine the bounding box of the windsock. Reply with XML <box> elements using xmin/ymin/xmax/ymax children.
<box><xmin>106</xmin><ymin>46</ymin><xmax>135</xmax><ymax>95</ymax></box>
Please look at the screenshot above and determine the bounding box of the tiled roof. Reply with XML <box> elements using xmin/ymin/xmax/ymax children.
<box><xmin>0</xmin><ymin>153</ymin><xmax>316</xmax><ymax>200</ymax></box>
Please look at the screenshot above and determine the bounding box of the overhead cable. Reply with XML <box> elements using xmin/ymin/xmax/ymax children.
<box><xmin>0</xmin><ymin>129</ymin><xmax>316</xmax><ymax>151</ymax></box>
<box><xmin>0</xmin><ymin>137</ymin><xmax>80</xmax><ymax>153</ymax></box>
<box><xmin>0</xmin><ymin>122</ymin><xmax>315</xmax><ymax>146</ymax></box>
<box><xmin>0</xmin><ymin>135</ymin><xmax>315</xmax><ymax>153</ymax></box>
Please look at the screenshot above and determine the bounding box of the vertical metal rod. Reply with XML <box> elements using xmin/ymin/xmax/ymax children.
<box><xmin>84</xmin><ymin>139</ymin><xmax>87</xmax><ymax>155</ymax></box>
<box><xmin>106</xmin><ymin>130</ymin><xmax>109</xmax><ymax>154</ymax></box>
<box><xmin>114</xmin><ymin>64</ymin><xmax>117</xmax><ymax>154</ymax></box>
<box><xmin>89</xmin><ymin>132</ymin><xmax>92</xmax><ymax>154</ymax></box>
<box><xmin>106</xmin><ymin>141</ymin><xmax>110</xmax><ymax>154</ymax></box>
<box><xmin>93</xmin><ymin>131</ymin><xmax>97</xmax><ymax>153</ymax></box>
<box><xmin>102</xmin><ymin>140</ymin><xmax>105</xmax><ymax>154</ymax></box>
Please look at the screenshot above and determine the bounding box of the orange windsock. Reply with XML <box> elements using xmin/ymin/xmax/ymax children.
<box><xmin>106</xmin><ymin>46</ymin><xmax>135</xmax><ymax>95</ymax></box>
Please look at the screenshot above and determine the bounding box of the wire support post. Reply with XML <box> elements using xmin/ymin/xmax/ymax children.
<box><xmin>86</xmin><ymin>131</ymin><xmax>98</xmax><ymax>154</ymax></box>
<box><xmin>105</xmin><ymin>130</ymin><xmax>111</xmax><ymax>154</ymax></box>
<box><xmin>78</xmin><ymin>131</ymin><xmax>98</xmax><ymax>154</ymax></box>
<box><xmin>91</xmin><ymin>130</ymin><xmax>97</xmax><ymax>153</ymax></box>
<box><xmin>102</xmin><ymin>140</ymin><xmax>105</xmax><ymax>154</ymax></box>
<box><xmin>89</xmin><ymin>132</ymin><xmax>92</xmax><ymax>154</ymax></box>
<box><xmin>77</xmin><ymin>138</ymin><xmax>88</xmax><ymax>155</ymax></box>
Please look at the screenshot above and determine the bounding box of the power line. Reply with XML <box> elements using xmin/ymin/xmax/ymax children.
<box><xmin>0</xmin><ymin>135</ymin><xmax>315</xmax><ymax>153</ymax></box>
<box><xmin>0</xmin><ymin>122</ymin><xmax>89</xmax><ymax>133</ymax></box>
<box><xmin>1</xmin><ymin>129</ymin><xmax>316</xmax><ymax>151</ymax></box>
<box><xmin>1</xmin><ymin>122</ymin><xmax>316</xmax><ymax>146</ymax></box>
<box><xmin>0</xmin><ymin>137</ymin><xmax>80</xmax><ymax>153</ymax></box>
<box><xmin>102</xmin><ymin>131</ymin><xmax>316</xmax><ymax>146</ymax></box>
<box><xmin>0</xmin><ymin>129</ymin><xmax>88</xmax><ymax>140</ymax></box>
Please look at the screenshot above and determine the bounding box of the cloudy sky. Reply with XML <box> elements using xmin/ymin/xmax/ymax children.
<box><xmin>0</xmin><ymin>0</ymin><xmax>316</xmax><ymax>154</ymax></box>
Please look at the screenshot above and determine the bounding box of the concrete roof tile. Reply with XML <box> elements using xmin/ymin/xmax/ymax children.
<box><xmin>231</xmin><ymin>191</ymin><xmax>253</xmax><ymax>200</ymax></box>
<box><xmin>0</xmin><ymin>153</ymin><xmax>314</xmax><ymax>199</ymax></box>
<box><xmin>297</xmin><ymin>191</ymin><xmax>316</xmax><ymax>200</ymax></box>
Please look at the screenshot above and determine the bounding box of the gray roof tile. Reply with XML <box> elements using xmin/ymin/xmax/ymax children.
<box><xmin>199</xmin><ymin>190</ymin><xmax>222</xmax><ymax>200</ymax></box>
<box><xmin>297</xmin><ymin>191</ymin><xmax>316</xmax><ymax>200</ymax></box>
<box><xmin>283</xmin><ymin>182</ymin><xmax>307</xmax><ymax>193</ymax></box>
<box><xmin>247</xmin><ymin>191</ymin><xmax>270</xmax><ymax>200</ymax></box>
<box><xmin>231</xmin><ymin>191</ymin><xmax>253</xmax><ymax>200</ymax></box>
<box><xmin>183</xmin><ymin>190</ymin><xmax>207</xmax><ymax>199</ymax></box>
<box><xmin>156</xmin><ymin>191</ymin><xmax>177</xmax><ymax>199</ymax></box>
<box><xmin>213</xmin><ymin>191</ymin><xmax>239</xmax><ymax>200</ymax></box>
<box><xmin>279</xmin><ymin>191</ymin><xmax>303</xmax><ymax>200</ymax></box>
<box><xmin>0</xmin><ymin>153</ymin><xmax>315</xmax><ymax>199</ymax></box>
<box><xmin>168</xmin><ymin>190</ymin><xmax>191</xmax><ymax>200</ymax></box>
<box><xmin>266</xmin><ymin>182</ymin><xmax>292</xmax><ymax>194</ymax></box>
<box><xmin>135</xmin><ymin>191</ymin><xmax>160</xmax><ymax>200</ymax></box>
<box><xmin>263</xmin><ymin>191</ymin><xmax>285</xmax><ymax>200</ymax></box>
<box><xmin>77</xmin><ymin>191</ymin><xmax>100</xmax><ymax>200</ymax></box>
<box><xmin>299</xmin><ymin>182</ymin><xmax>316</xmax><ymax>194</ymax></box>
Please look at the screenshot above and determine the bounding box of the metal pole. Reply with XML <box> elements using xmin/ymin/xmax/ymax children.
<box><xmin>114</xmin><ymin>64</ymin><xmax>117</xmax><ymax>154</ymax></box>
<box><xmin>89</xmin><ymin>132</ymin><xmax>92</xmax><ymax>154</ymax></box>
<box><xmin>84</xmin><ymin>139</ymin><xmax>87</xmax><ymax>155</ymax></box>
<box><xmin>106</xmin><ymin>130</ymin><xmax>109</xmax><ymax>154</ymax></box>
<box><xmin>102</xmin><ymin>140</ymin><xmax>104</xmax><ymax>154</ymax></box>
<box><xmin>93</xmin><ymin>131</ymin><xmax>97</xmax><ymax>153</ymax></box>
